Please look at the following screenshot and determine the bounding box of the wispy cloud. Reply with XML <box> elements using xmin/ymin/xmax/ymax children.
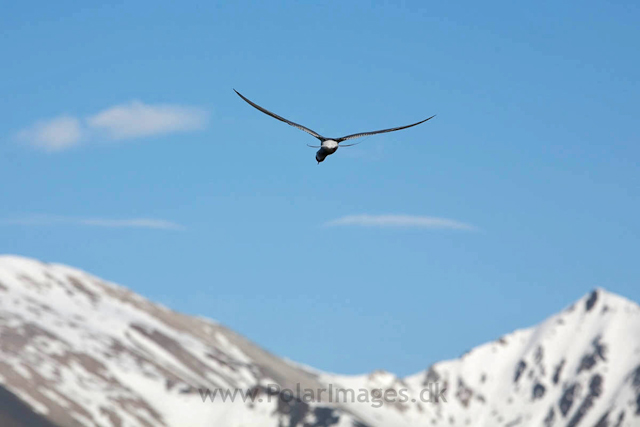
<box><xmin>87</xmin><ymin>101</ymin><xmax>208</xmax><ymax>140</ymax></box>
<box><xmin>16</xmin><ymin>116</ymin><xmax>83</xmax><ymax>151</ymax></box>
<box><xmin>15</xmin><ymin>100</ymin><xmax>208</xmax><ymax>151</ymax></box>
<box><xmin>78</xmin><ymin>218</ymin><xmax>184</xmax><ymax>230</ymax></box>
<box><xmin>325</xmin><ymin>214</ymin><xmax>477</xmax><ymax>230</ymax></box>
<box><xmin>0</xmin><ymin>215</ymin><xmax>184</xmax><ymax>230</ymax></box>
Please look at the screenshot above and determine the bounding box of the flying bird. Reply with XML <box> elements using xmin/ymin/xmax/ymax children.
<box><xmin>234</xmin><ymin>89</ymin><xmax>435</xmax><ymax>164</ymax></box>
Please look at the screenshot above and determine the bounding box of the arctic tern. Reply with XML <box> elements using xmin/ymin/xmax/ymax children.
<box><xmin>234</xmin><ymin>89</ymin><xmax>435</xmax><ymax>164</ymax></box>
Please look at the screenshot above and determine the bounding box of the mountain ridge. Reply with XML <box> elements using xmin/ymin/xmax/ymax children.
<box><xmin>0</xmin><ymin>255</ymin><xmax>638</xmax><ymax>426</ymax></box>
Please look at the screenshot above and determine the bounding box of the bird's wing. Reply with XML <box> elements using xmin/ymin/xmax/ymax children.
<box><xmin>336</xmin><ymin>115</ymin><xmax>436</xmax><ymax>143</ymax></box>
<box><xmin>234</xmin><ymin>89</ymin><xmax>325</xmax><ymax>140</ymax></box>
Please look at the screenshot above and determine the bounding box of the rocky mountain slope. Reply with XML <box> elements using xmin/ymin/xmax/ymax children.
<box><xmin>0</xmin><ymin>255</ymin><xmax>638</xmax><ymax>427</ymax></box>
<box><xmin>322</xmin><ymin>290</ymin><xmax>640</xmax><ymax>427</ymax></box>
<box><xmin>0</xmin><ymin>384</ymin><xmax>59</xmax><ymax>427</ymax></box>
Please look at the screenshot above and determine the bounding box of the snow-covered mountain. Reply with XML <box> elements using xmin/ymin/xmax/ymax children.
<box><xmin>0</xmin><ymin>255</ymin><xmax>638</xmax><ymax>427</ymax></box>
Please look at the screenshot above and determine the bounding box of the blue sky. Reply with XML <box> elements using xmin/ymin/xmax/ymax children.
<box><xmin>1</xmin><ymin>1</ymin><xmax>638</xmax><ymax>376</ymax></box>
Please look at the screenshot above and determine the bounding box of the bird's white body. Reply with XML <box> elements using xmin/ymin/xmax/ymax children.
<box><xmin>322</xmin><ymin>140</ymin><xmax>339</xmax><ymax>150</ymax></box>
<box><xmin>316</xmin><ymin>140</ymin><xmax>339</xmax><ymax>163</ymax></box>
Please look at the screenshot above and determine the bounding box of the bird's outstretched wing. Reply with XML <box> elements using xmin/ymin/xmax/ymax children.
<box><xmin>234</xmin><ymin>89</ymin><xmax>325</xmax><ymax>141</ymax></box>
<box><xmin>336</xmin><ymin>115</ymin><xmax>436</xmax><ymax>143</ymax></box>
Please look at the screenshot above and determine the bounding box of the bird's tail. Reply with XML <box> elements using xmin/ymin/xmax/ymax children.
<box><xmin>338</xmin><ymin>141</ymin><xmax>364</xmax><ymax>147</ymax></box>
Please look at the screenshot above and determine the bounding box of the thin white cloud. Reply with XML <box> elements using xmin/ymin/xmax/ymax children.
<box><xmin>0</xmin><ymin>215</ymin><xmax>184</xmax><ymax>230</ymax></box>
<box><xmin>87</xmin><ymin>101</ymin><xmax>208</xmax><ymax>139</ymax></box>
<box><xmin>326</xmin><ymin>214</ymin><xmax>477</xmax><ymax>230</ymax></box>
<box><xmin>79</xmin><ymin>218</ymin><xmax>184</xmax><ymax>230</ymax></box>
<box><xmin>16</xmin><ymin>116</ymin><xmax>83</xmax><ymax>151</ymax></box>
<box><xmin>15</xmin><ymin>101</ymin><xmax>208</xmax><ymax>151</ymax></box>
